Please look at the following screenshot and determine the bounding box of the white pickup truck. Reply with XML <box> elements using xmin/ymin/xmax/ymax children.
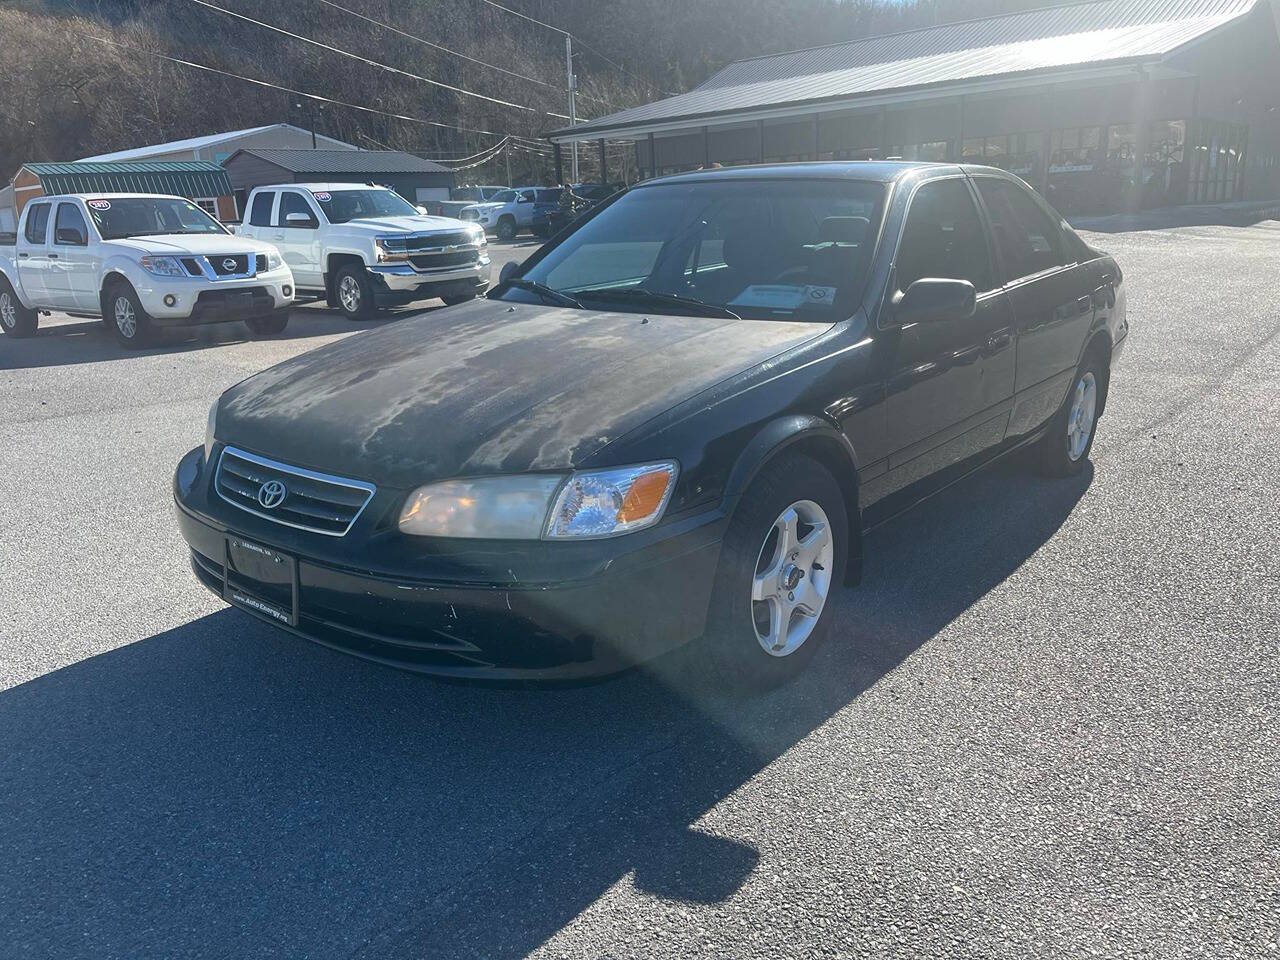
<box><xmin>236</xmin><ymin>183</ymin><xmax>491</xmax><ymax>320</ymax></box>
<box><xmin>0</xmin><ymin>193</ymin><xmax>294</xmax><ymax>347</ymax></box>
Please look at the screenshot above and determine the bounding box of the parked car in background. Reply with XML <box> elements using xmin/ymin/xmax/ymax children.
<box><xmin>236</xmin><ymin>183</ymin><xmax>490</xmax><ymax>320</ymax></box>
<box><xmin>451</xmin><ymin>185</ymin><xmax>506</xmax><ymax>203</ymax></box>
<box><xmin>1</xmin><ymin>193</ymin><xmax>294</xmax><ymax>346</ymax></box>
<box><xmin>174</xmin><ymin>162</ymin><xmax>1126</xmax><ymax>688</ymax></box>
<box><xmin>458</xmin><ymin>187</ymin><xmax>539</xmax><ymax>240</ymax></box>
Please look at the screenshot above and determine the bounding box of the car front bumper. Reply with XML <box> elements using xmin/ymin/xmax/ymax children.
<box><xmin>369</xmin><ymin>257</ymin><xmax>491</xmax><ymax>303</ymax></box>
<box><xmin>173</xmin><ymin>446</ymin><xmax>724</xmax><ymax>679</ymax></box>
<box><xmin>135</xmin><ymin>268</ymin><xmax>295</xmax><ymax>324</ymax></box>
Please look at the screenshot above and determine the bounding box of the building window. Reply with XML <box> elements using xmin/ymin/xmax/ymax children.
<box><xmin>194</xmin><ymin>198</ymin><xmax>220</xmax><ymax>219</ymax></box>
<box><xmin>901</xmin><ymin>141</ymin><xmax>949</xmax><ymax>162</ymax></box>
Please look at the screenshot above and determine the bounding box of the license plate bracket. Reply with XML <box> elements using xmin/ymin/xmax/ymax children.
<box><xmin>224</xmin><ymin>536</ymin><xmax>298</xmax><ymax>627</ymax></box>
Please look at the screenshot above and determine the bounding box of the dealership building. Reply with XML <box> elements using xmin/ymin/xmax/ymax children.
<box><xmin>549</xmin><ymin>0</ymin><xmax>1280</xmax><ymax>213</ymax></box>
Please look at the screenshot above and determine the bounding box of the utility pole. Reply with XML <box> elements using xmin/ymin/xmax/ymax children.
<box><xmin>566</xmin><ymin>34</ymin><xmax>578</xmax><ymax>182</ymax></box>
<box><xmin>505</xmin><ymin>140</ymin><xmax>512</xmax><ymax>186</ymax></box>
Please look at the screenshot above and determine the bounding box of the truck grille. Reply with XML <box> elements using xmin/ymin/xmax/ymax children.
<box><xmin>404</xmin><ymin>231</ymin><xmax>473</xmax><ymax>251</ymax></box>
<box><xmin>210</xmin><ymin>254</ymin><xmax>250</xmax><ymax>276</ymax></box>
<box><xmin>214</xmin><ymin>446</ymin><xmax>376</xmax><ymax>537</ymax></box>
<box><xmin>460</xmin><ymin>209</ymin><xmax>480</xmax><ymax>221</ymax></box>
<box><xmin>409</xmin><ymin>250</ymin><xmax>479</xmax><ymax>270</ymax></box>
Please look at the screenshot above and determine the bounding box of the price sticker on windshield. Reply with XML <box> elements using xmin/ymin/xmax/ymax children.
<box><xmin>312</xmin><ymin>192</ymin><xmax>331</xmax><ymax>202</ymax></box>
<box><xmin>87</xmin><ymin>199</ymin><xmax>112</xmax><ymax>211</ymax></box>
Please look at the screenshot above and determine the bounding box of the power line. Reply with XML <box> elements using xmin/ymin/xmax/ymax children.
<box><xmin>477</xmin><ymin>0</ymin><xmax>672</xmax><ymax>97</ymax></box>
<box><xmin>80</xmin><ymin>33</ymin><xmax>517</xmax><ymax>140</ymax></box>
<box><xmin>184</xmin><ymin>0</ymin><xmax>563</xmax><ymax>116</ymax></box>
<box><xmin>311</xmin><ymin>0</ymin><xmax>559</xmax><ymax>93</ymax></box>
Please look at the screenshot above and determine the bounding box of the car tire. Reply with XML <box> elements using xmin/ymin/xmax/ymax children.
<box><xmin>334</xmin><ymin>264</ymin><xmax>378</xmax><ymax>321</ymax></box>
<box><xmin>1039</xmin><ymin>352</ymin><xmax>1106</xmax><ymax>476</ymax></box>
<box><xmin>245</xmin><ymin>312</ymin><xmax>290</xmax><ymax>337</ymax></box>
<box><xmin>496</xmin><ymin>217</ymin><xmax>517</xmax><ymax>242</ymax></box>
<box><xmin>106</xmin><ymin>281</ymin><xmax>154</xmax><ymax>348</ymax></box>
<box><xmin>699</xmin><ymin>453</ymin><xmax>848</xmax><ymax>693</ymax></box>
<box><xmin>441</xmin><ymin>292</ymin><xmax>477</xmax><ymax>307</ymax></box>
<box><xmin>0</xmin><ymin>277</ymin><xmax>38</xmax><ymax>338</ymax></box>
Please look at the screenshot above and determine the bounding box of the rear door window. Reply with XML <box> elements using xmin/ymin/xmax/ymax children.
<box><xmin>248</xmin><ymin>191</ymin><xmax>275</xmax><ymax>227</ymax></box>
<box><xmin>895</xmin><ymin>178</ymin><xmax>993</xmax><ymax>292</ymax></box>
<box><xmin>24</xmin><ymin>203</ymin><xmax>50</xmax><ymax>244</ymax></box>
<box><xmin>975</xmin><ymin>178</ymin><xmax>1071</xmax><ymax>282</ymax></box>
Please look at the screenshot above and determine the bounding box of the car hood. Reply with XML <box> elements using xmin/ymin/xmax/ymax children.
<box><xmin>462</xmin><ymin>203</ymin><xmax>501</xmax><ymax>215</ymax></box>
<box><xmin>217</xmin><ymin>300</ymin><xmax>826</xmax><ymax>488</ymax></box>
<box><xmin>107</xmin><ymin>234</ymin><xmax>275</xmax><ymax>256</ymax></box>
<box><xmin>332</xmin><ymin>215</ymin><xmax>476</xmax><ymax>236</ymax></box>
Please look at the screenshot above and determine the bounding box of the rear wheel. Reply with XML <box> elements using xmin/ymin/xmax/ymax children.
<box><xmin>334</xmin><ymin>264</ymin><xmax>378</xmax><ymax>321</ymax></box>
<box><xmin>107</xmin><ymin>282</ymin><xmax>154</xmax><ymax>348</ymax></box>
<box><xmin>245</xmin><ymin>312</ymin><xmax>290</xmax><ymax>337</ymax></box>
<box><xmin>700</xmin><ymin>453</ymin><xmax>848</xmax><ymax>692</ymax></box>
<box><xmin>0</xmin><ymin>278</ymin><xmax>38</xmax><ymax>338</ymax></box>
<box><xmin>1039</xmin><ymin>353</ymin><xmax>1105</xmax><ymax>476</ymax></box>
<box><xmin>495</xmin><ymin>216</ymin><xmax>517</xmax><ymax>242</ymax></box>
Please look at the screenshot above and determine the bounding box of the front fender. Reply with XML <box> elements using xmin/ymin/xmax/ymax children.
<box><xmin>0</xmin><ymin>263</ymin><xmax>35</xmax><ymax>309</ymax></box>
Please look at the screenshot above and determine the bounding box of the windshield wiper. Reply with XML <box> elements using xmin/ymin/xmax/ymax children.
<box><xmin>571</xmin><ymin>286</ymin><xmax>741</xmax><ymax>320</ymax></box>
<box><xmin>502</xmin><ymin>277</ymin><xmax>583</xmax><ymax>309</ymax></box>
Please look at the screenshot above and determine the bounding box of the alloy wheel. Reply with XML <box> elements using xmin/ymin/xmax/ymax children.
<box><xmin>0</xmin><ymin>291</ymin><xmax>15</xmax><ymax>329</ymax></box>
<box><xmin>338</xmin><ymin>275</ymin><xmax>362</xmax><ymax>313</ymax></box>
<box><xmin>751</xmin><ymin>499</ymin><xmax>835</xmax><ymax>657</ymax></box>
<box><xmin>114</xmin><ymin>296</ymin><xmax>136</xmax><ymax>339</ymax></box>
<box><xmin>1067</xmin><ymin>371</ymin><xmax>1098</xmax><ymax>461</ymax></box>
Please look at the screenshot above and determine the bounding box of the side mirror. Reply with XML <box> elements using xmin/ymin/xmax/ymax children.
<box><xmin>415</xmin><ymin>205</ymin><xmax>429</xmax><ymax>215</ymax></box>
<box><xmin>56</xmin><ymin>227</ymin><xmax>86</xmax><ymax>246</ymax></box>
<box><xmin>891</xmin><ymin>278</ymin><xmax>976</xmax><ymax>325</ymax></box>
<box><xmin>499</xmin><ymin>261</ymin><xmax>520</xmax><ymax>285</ymax></box>
<box><xmin>284</xmin><ymin>212</ymin><xmax>316</xmax><ymax>228</ymax></box>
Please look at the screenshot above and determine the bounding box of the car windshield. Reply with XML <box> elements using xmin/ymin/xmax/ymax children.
<box><xmin>315</xmin><ymin>189</ymin><xmax>418</xmax><ymax>223</ymax></box>
<box><xmin>490</xmin><ymin>190</ymin><xmax>517</xmax><ymax>204</ymax></box>
<box><xmin>504</xmin><ymin>178</ymin><xmax>886</xmax><ymax>322</ymax></box>
<box><xmin>87</xmin><ymin>197</ymin><xmax>227</xmax><ymax>240</ymax></box>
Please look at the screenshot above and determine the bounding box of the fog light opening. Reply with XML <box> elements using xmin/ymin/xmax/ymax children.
<box><xmin>282</xmin><ymin>284</ymin><xmax>293</xmax><ymax>297</ymax></box>
<box><xmin>163</xmin><ymin>294</ymin><xmax>177</xmax><ymax>307</ymax></box>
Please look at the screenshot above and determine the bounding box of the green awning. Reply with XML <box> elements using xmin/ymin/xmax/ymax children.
<box><xmin>25</xmin><ymin>160</ymin><xmax>232</xmax><ymax>198</ymax></box>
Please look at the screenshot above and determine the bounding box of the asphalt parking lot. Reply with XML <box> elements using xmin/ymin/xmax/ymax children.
<box><xmin>1</xmin><ymin>225</ymin><xmax>1277</xmax><ymax>958</ymax></box>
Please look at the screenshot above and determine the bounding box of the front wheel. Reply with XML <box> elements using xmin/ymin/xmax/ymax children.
<box><xmin>107</xmin><ymin>282</ymin><xmax>154</xmax><ymax>348</ymax></box>
<box><xmin>0</xmin><ymin>278</ymin><xmax>39</xmax><ymax>338</ymax></box>
<box><xmin>495</xmin><ymin>217</ymin><xmax>517</xmax><ymax>242</ymax></box>
<box><xmin>1039</xmin><ymin>354</ymin><xmax>1105</xmax><ymax>476</ymax></box>
<box><xmin>334</xmin><ymin>264</ymin><xmax>378</xmax><ymax>321</ymax></box>
<box><xmin>700</xmin><ymin>453</ymin><xmax>848</xmax><ymax>692</ymax></box>
<box><xmin>245</xmin><ymin>312</ymin><xmax>290</xmax><ymax>337</ymax></box>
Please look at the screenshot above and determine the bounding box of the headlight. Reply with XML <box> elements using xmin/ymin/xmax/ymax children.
<box><xmin>399</xmin><ymin>475</ymin><xmax>565</xmax><ymax>539</ymax></box>
<box><xmin>470</xmin><ymin>227</ymin><xmax>487</xmax><ymax>247</ymax></box>
<box><xmin>266</xmin><ymin>251</ymin><xmax>284</xmax><ymax>271</ymax></box>
<box><xmin>140</xmin><ymin>255</ymin><xmax>186</xmax><ymax>277</ymax></box>
<box><xmin>204</xmin><ymin>399</ymin><xmax>219</xmax><ymax>463</ymax></box>
<box><xmin>546</xmin><ymin>462</ymin><xmax>677</xmax><ymax>539</ymax></box>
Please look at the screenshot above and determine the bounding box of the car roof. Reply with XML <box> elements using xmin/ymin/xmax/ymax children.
<box><xmin>278</xmin><ymin>183</ymin><xmax>401</xmax><ymax>193</ymax></box>
<box><xmin>646</xmin><ymin>160</ymin><xmax>963</xmax><ymax>185</ymax></box>
<box><xmin>37</xmin><ymin>193</ymin><xmax>188</xmax><ymax>202</ymax></box>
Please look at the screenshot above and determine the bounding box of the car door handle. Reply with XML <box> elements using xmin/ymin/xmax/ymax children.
<box><xmin>271</xmin><ymin>233</ymin><xmax>285</xmax><ymax>241</ymax></box>
<box><xmin>17</xmin><ymin>252</ymin><xmax>28</xmax><ymax>258</ymax></box>
<box><xmin>48</xmin><ymin>253</ymin><xmax>58</xmax><ymax>259</ymax></box>
<box><xmin>1075</xmin><ymin>295</ymin><xmax>1090</xmax><ymax>313</ymax></box>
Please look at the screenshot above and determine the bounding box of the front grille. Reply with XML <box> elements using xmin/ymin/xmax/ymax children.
<box><xmin>255</xmin><ymin>254</ymin><xmax>267</xmax><ymax>273</ymax></box>
<box><xmin>460</xmin><ymin>209</ymin><xmax>479</xmax><ymax>221</ymax></box>
<box><xmin>409</xmin><ymin>250</ymin><xmax>480</xmax><ymax>270</ymax></box>
<box><xmin>181</xmin><ymin>257</ymin><xmax>203</xmax><ymax>277</ymax></box>
<box><xmin>215</xmin><ymin>446</ymin><xmax>375</xmax><ymax>537</ymax></box>
<box><xmin>210</xmin><ymin>254</ymin><xmax>250</xmax><ymax>276</ymax></box>
<box><xmin>404</xmin><ymin>231</ymin><xmax>473</xmax><ymax>251</ymax></box>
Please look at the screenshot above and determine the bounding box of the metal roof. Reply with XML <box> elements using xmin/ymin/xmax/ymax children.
<box><xmin>229</xmin><ymin>148</ymin><xmax>451</xmax><ymax>175</ymax></box>
<box><xmin>79</xmin><ymin>124</ymin><xmax>357</xmax><ymax>163</ymax></box>
<box><xmin>553</xmin><ymin>0</ymin><xmax>1262</xmax><ymax>139</ymax></box>
<box><xmin>24</xmin><ymin>161</ymin><xmax>233</xmax><ymax>198</ymax></box>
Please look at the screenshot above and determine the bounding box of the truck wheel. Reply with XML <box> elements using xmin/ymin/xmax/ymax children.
<box><xmin>0</xmin><ymin>278</ymin><xmax>38</xmax><ymax>338</ymax></box>
<box><xmin>699</xmin><ymin>453</ymin><xmax>848</xmax><ymax>693</ymax></box>
<box><xmin>496</xmin><ymin>217</ymin><xmax>517</xmax><ymax>242</ymax></box>
<box><xmin>245</xmin><ymin>312</ymin><xmax>290</xmax><ymax>337</ymax></box>
<box><xmin>334</xmin><ymin>264</ymin><xmax>378</xmax><ymax>321</ymax></box>
<box><xmin>107</xmin><ymin>282</ymin><xmax>154</xmax><ymax>348</ymax></box>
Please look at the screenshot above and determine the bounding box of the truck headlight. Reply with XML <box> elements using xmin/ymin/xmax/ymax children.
<box><xmin>266</xmin><ymin>251</ymin><xmax>284</xmax><ymax>271</ymax></box>
<box><xmin>397</xmin><ymin>462</ymin><xmax>678</xmax><ymax>540</ymax></box>
<box><xmin>140</xmin><ymin>255</ymin><xmax>186</xmax><ymax>277</ymax></box>
<box><xmin>204</xmin><ymin>399</ymin><xmax>219</xmax><ymax>463</ymax></box>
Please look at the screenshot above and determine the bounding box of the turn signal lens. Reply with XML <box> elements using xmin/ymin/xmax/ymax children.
<box><xmin>546</xmin><ymin>462</ymin><xmax>677</xmax><ymax>539</ymax></box>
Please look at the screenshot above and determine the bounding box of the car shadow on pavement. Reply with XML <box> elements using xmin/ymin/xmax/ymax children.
<box><xmin>0</xmin><ymin>457</ymin><xmax>1091</xmax><ymax>959</ymax></box>
<box><xmin>0</xmin><ymin>306</ymin><xmax>427</xmax><ymax>371</ymax></box>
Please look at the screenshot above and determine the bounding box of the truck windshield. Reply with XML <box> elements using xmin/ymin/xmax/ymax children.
<box><xmin>88</xmin><ymin>198</ymin><xmax>227</xmax><ymax>240</ymax></box>
<box><xmin>504</xmin><ymin>178</ymin><xmax>887</xmax><ymax>322</ymax></box>
<box><xmin>315</xmin><ymin>189</ymin><xmax>418</xmax><ymax>223</ymax></box>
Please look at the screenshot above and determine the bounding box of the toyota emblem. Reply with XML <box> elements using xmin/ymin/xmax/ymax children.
<box><xmin>257</xmin><ymin>479</ymin><xmax>287</xmax><ymax>509</ymax></box>
<box><xmin>223</xmin><ymin>258</ymin><xmax>238</xmax><ymax>271</ymax></box>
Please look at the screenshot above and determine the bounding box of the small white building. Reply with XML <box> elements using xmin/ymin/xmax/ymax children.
<box><xmin>2</xmin><ymin>123</ymin><xmax>358</xmax><ymax>230</ymax></box>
